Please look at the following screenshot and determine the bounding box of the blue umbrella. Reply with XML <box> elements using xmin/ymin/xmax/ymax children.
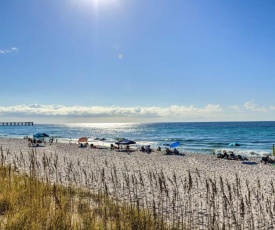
<box><xmin>170</xmin><ymin>141</ymin><xmax>180</xmax><ymax>148</ymax></box>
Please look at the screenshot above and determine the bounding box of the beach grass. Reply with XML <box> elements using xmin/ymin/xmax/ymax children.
<box><xmin>0</xmin><ymin>164</ymin><xmax>164</xmax><ymax>230</ymax></box>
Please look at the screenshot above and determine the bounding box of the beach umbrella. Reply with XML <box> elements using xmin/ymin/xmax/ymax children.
<box><xmin>33</xmin><ymin>133</ymin><xmax>49</xmax><ymax>138</ymax></box>
<box><xmin>115</xmin><ymin>139</ymin><xmax>136</xmax><ymax>145</ymax></box>
<box><xmin>78</xmin><ymin>137</ymin><xmax>88</xmax><ymax>143</ymax></box>
<box><xmin>170</xmin><ymin>141</ymin><xmax>180</xmax><ymax>148</ymax></box>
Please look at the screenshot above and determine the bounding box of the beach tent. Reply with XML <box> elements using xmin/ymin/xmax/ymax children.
<box><xmin>115</xmin><ymin>139</ymin><xmax>136</xmax><ymax>151</ymax></box>
<box><xmin>78</xmin><ymin>137</ymin><xmax>88</xmax><ymax>143</ymax></box>
<box><xmin>170</xmin><ymin>141</ymin><xmax>180</xmax><ymax>148</ymax></box>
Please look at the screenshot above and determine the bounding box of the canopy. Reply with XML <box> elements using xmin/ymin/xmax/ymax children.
<box><xmin>33</xmin><ymin>133</ymin><xmax>49</xmax><ymax>138</ymax></box>
<box><xmin>170</xmin><ymin>141</ymin><xmax>180</xmax><ymax>148</ymax></box>
<box><xmin>78</xmin><ymin>137</ymin><xmax>88</xmax><ymax>143</ymax></box>
<box><xmin>115</xmin><ymin>139</ymin><xmax>136</xmax><ymax>145</ymax></box>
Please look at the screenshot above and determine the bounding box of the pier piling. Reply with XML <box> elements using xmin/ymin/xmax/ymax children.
<box><xmin>0</xmin><ymin>122</ymin><xmax>33</xmax><ymax>126</ymax></box>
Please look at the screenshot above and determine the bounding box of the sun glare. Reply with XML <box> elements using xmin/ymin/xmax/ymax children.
<box><xmin>80</xmin><ymin>0</ymin><xmax>116</xmax><ymax>7</ymax></box>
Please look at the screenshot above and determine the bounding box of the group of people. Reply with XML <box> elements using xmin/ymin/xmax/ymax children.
<box><xmin>261</xmin><ymin>155</ymin><xmax>275</xmax><ymax>164</ymax></box>
<box><xmin>165</xmin><ymin>148</ymin><xmax>180</xmax><ymax>155</ymax></box>
<box><xmin>110</xmin><ymin>144</ymin><xmax>132</xmax><ymax>152</ymax></box>
<box><xmin>140</xmin><ymin>145</ymin><xmax>153</xmax><ymax>153</ymax></box>
<box><xmin>27</xmin><ymin>137</ymin><xmax>46</xmax><ymax>147</ymax></box>
<box><xmin>217</xmin><ymin>150</ymin><xmax>247</xmax><ymax>161</ymax></box>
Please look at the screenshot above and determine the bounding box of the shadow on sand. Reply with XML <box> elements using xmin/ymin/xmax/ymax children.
<box><xmin>242</xmin><ymin>161</ymin><xmax>258</xmax><ymax>165</ymax></box>
<box><xmin>164</xmin><ymin>153</ymin><xmax>185</xmax><ymax>157</ymax></box>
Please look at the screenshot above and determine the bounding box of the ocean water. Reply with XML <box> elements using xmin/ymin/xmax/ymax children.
<box><xmin>0</xmin><ymin>122</ymin><xmax>275</xmax><ymax>156</ymax></box>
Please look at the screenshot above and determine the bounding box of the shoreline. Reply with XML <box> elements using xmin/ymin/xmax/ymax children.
<box><xmin>0</xmin><ymin>134</ymin><xmax>272</xmax><ymax>158</ymax></box>
<box><xmin>1</xmin><ymin>137</ymin><xmax>274</xmax><ymax>193</ymax></box>
<box><xmin>1</xmin><ymin>121</ymin><xmax>274</xmax><ymax>157</ymax></box>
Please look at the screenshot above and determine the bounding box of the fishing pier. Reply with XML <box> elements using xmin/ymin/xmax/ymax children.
<box><xmin>0</xmin><ymin>122</ymin><xmax>34</xmax><ymax>126</ymax></box>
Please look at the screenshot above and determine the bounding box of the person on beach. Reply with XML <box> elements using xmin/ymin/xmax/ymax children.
<box><xmin>223</xmin><ymin>150</ymin><xmax>229</xmax><ymax>159</ymax></box>
<box><xmin>173</xmin><ymin>148</ymin><xmax>179</xmax><ymax>154</ymax></box>
<box><xmin>157</xmin><ymin>146</ymin><xmax>161</xmax><ymax>151</ymax></box>
<box><xmin>126</xmin><ymin>145</ymin><xmax>130</xmax><ymax>152</ymax></box>
<box><xmin>146</xmin><ymin>145</ymin><xmax>151</xmax><ymax>154</ymax></box>
<box><xmin>90</xmin><ymin>143</ymin><xmax>97</xmax><ymax>148</ymax></box>
<box><xmin>141</xmin><ymin>146</ymin><xmax>145</xmax><ymax>152</ymax></box>
<box><xmin>261</xmin><ymin>156</ymin><xmax>269</xmax><ymax>164</ymax></box>
<box><xmin>229</xmin><ymin>152</ymin><xmax>236</xmax><ymax>160</ymax></box>
<box><xmin>165</xmin><ymin>148</ymin><xmax>173</xmax><ymax>155</ymax></box>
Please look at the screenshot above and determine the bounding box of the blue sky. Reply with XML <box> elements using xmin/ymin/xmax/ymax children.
<box><xmin>1</xmin><ymin>0</ymin><xmax>275</xmax><ymax>122</ymax></box>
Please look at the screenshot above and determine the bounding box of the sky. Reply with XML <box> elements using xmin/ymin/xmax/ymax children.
<box><xmin>1</xmin><ymin>0</ymin><xmax>275</xmax><ymax>123</ymax></box>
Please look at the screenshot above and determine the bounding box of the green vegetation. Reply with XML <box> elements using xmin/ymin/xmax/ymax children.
<box><xmin>0</xmin><ymin>165</ymin><xmax>165</xmax><ymax>229</ymax></box>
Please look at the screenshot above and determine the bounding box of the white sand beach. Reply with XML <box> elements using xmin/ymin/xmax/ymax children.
<box><xmin>1</xmin><ymin>137</ymin><xmax>275</xmax><ymax>229</ymax></box>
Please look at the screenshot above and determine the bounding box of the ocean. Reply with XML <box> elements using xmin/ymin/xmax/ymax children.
<box><xmin>0</xmin><ymin>122</ymin><xmax>274</xmax><ymax>156</ymax></box>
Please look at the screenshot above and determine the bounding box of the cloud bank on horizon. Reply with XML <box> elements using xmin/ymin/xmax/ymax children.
<box><xmin>0</xmin><ymin>100</ymin><xmax>274</xmax><ymax>123</ymax></box>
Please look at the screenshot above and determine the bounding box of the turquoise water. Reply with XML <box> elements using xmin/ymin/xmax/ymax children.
<box><xmin>0</xmin><ymin>122</ymin><xmax>274</xmax><ymax>156</ymax></box>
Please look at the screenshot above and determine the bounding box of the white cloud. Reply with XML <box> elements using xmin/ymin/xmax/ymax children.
<box><xmin>0</xmin><ymin>47</ymin><xmax>19</xmax><ymax>54</ymax></box>
<box><xmin>244</xmin><ymin>100</ymin><xmax>267</xmax><ymax>112</ymax></box>
<box><xmin>229</xmin><ymin>105</ymin><xmax>241</xmax><ymax>112</ymax></box>
<box><xmin>0</xmin><ymin>104</ymin><xmax>222</xmax><ymax>119</ymax></box>
<box><xmin>0</xmin><ymin>102</ymin><xmax>273</xmax><ymax>122</ymax></box>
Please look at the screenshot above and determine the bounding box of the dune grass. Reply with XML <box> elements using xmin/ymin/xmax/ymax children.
<box><xmin>0</xmin><ymin>164</ymin><xmax>164</xmax><ymax>230</ymax></box>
